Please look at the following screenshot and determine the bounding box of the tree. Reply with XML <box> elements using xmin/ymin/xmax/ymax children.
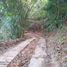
<box><xmin>28</xmin><ymin>0</ymin><xmax>67</xmax><ymax>31</ymax></box>
<box><xmin>0</xmin><ymin>0</ymin><xmax>29</xmax><ymax>40</ymax></box>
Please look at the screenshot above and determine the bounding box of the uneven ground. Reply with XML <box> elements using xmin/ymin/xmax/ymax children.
<box><xmin>21</xmin><ymin>32</ymin><xmax>43</xmax><ymax>67</ymax></box>
<box><xmin>0</xmin><ymin>30</ymin><xmax>67</xmax><ymax>67</ymax></box>
<box><xmin>0</xmin><ymin>38</ymin><xmax>26</xmax><ymax>55</ymax></box>
<box><xmin>45</xmin><ymin>30</ymin><xmax>67</xmax><ymax>67</ymax></box>
<box><xmin>22</xmin><ymin>30</ymin><xmax>67</xmax><ymax>67</ymax></box>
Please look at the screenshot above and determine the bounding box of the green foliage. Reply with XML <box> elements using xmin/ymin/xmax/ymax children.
<box><xmin>0</xmin><ymin>0</ymin><xmax>29</xmax><ymax>40</ymax></box>
<box><xmin>43</xmin><ymin>0</ymin><xmax>67</xmax><ymax>31</ymax></box>
<box><xmin>28</xmin><ymin>0</ymin><xmax>67</xmax><ymax>31</ymax></box>
<box><xmin>28</xmin><ymin>0</ymin><xmax>47</xmax><ymax>19</ymax></box>
<box><xmin>0</xmin><ymin>0</ymin><xmax>67</xmax><ymax>40</ymax></box>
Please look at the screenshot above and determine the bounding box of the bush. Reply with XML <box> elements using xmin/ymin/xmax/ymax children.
<box><xmin>28</xmin><ymin>0</ymin><xmax>67</xmax><ymax>31</ymax></box>
<box><xmin>0</xmin><ymin>0</ymin><xmax>28</xmax><ymax>40</ymax></box>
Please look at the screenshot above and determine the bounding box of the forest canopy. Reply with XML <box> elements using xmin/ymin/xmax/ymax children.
<box><xmin>0</xmin><ymin>0</ymin><xmax>67</xmax><ymax>40</ymax></box>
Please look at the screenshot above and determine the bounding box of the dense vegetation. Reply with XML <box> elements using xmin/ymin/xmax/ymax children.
<box><xmin>28</xmin><ymin>0</ymin><xmax>67</xmax><ymax>31</ymax></box>
<box><xmin>0</xmin><ymin>0</ymin><xmax>28</xmax><ymax>40</ymax></box>
<box><xmin>0</xmin><ymin>0</ymin><xmax>67</xmax><ymax>40</ymax></box>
